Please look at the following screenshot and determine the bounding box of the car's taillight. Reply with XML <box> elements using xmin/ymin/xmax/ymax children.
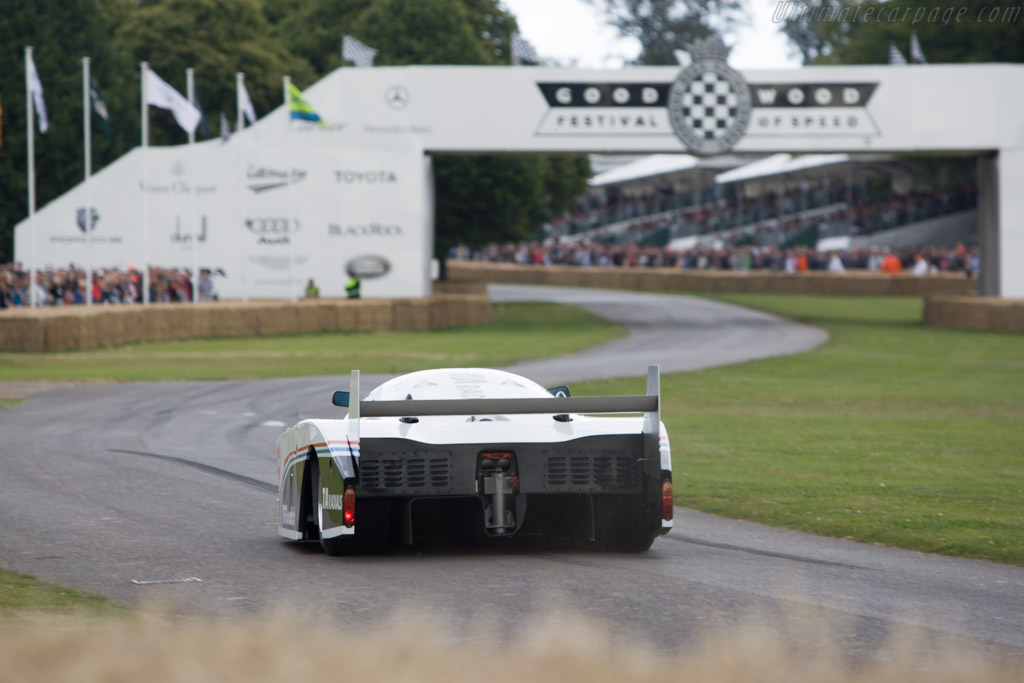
<box><xmin>480</xmin><ymin>451</ymin><xmax>512</xmax><ymax>460</ymax></box>
<box><xmin>343</xmin><ymin>487</ymin><xmax>356</xmax><ymax>526</ymax></box>
<box><xmin>661</xmin><ymin>480</ymin><xmax>674</xmax><ymax>521</ymax></box>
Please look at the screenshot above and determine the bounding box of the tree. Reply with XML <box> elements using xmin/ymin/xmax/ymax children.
<box><xmin>589</xmin><ymin>0</ymin><xmax>744</xmax><ymax>65</ymax></box>
<box><xmin>114</xmin><ymin>0</ymin><xmax>316</xmax><ymax>146</ymax></box>
<box><xmin>0</xmin><ymin>0</ymin><xmax>138</xmax><ymax>263</ymax></box>
<box><xmin>265</xmin><ymin>0</ymin><xmax>370</xmax><ymax>75</ymax></box>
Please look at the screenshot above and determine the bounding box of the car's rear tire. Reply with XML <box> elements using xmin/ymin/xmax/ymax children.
<box><xmin>311</xmin><ymin>457</ymin><xmax>357</xmax><ymax>556</ymax></box>
<box><xmin>593</xmin><ymin>499</ymin><xmax>656</xmax><ymax>553</ymax></box>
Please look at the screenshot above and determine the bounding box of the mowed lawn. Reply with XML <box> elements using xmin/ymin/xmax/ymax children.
<box><xmin>577</xmin><ymin>294</ymin><xmax>1024</xmax><ymax>565</ymax></box>
<box><xmin>0</xmin><ymin>302</ymin><xmax>625</xmax><ymax>382</ymax></box>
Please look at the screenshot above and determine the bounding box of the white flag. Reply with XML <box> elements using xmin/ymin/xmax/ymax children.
<box><xmin>145</xmin><ymin>69</ymin><xmax>201</xmax><ymax>134</ymax></box>
<box><xmin>889</xmin><ymin>42</ymin><xmax>908</xmax><ymax>66</ymax></box>
<box><xmin>26</xmin><ymin>51</ymin><xmax>49</xmax><ymax>133</ymax></box>
<box><xmin>511</xmin><ymin>33</ymin><xmax>538</xmax><ymax>65</ymax></box>
<box><xmin>239</xmin><ymin>79</ymin><xmax>257</xmax><ymax>126</ymax></box>
<box><xmin>342</xmin><ymin>35</ymin><xmax>377</xmax><ymax>67</ymax></box>
<box><xmin>909</xmin><ymin>33</ymin><xmax>927</xmax><ymax>64</ymax></box>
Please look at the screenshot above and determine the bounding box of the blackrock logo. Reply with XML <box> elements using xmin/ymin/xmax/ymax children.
<box><xmin>334</xmin><ymin>170</ymin><xmax>398</xmax><ymax>184</ymax></box>
<box><xmin>533</xmin><ymin>37</ymin><xmax>880</xmax><ymax>155</ymax></box>
<box><xmin>246</xmin><ymin>217</ymin><xmax>300</xmax><ymax>246</ymax></box>
<box><xmin>345</xmin><ymin>254</ymin><xmax>391</xmax><ymax>280</ymax></box>
<box><xmin>328</xmin><ymin>222</ymin><xmax>402</xmax><ymax>237</ymax></box>
<box><xmin>246</xmin><ymin>166</ymin><xmax>307</xmax><ymax>194</ymax></box>
<box><xmin>667</xmin><ymin>37</ymin><xmax>752</xmax><ymax>156</ymax></box>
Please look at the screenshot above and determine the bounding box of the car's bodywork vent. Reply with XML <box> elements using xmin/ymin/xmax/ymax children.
<box><xmin>541</xmin><ymin>449</ymin><xmax>639</xmax><ymax>491</ymax></box>
<box><xmin>359</xmin><ymin>450</ymin><xmax>455</xmax><ymax>495</ymax></box>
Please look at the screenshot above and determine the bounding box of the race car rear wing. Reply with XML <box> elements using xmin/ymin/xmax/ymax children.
<box><xmin>334</xmin><ymin>367</ymin><xmax>662</xmax><ymax>447</ymax></box>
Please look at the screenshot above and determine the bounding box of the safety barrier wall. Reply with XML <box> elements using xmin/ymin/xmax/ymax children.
<box><xmin>448</xmin><ymin>262</ymin><xmax>979</xmax><ymax>297</ymax></box>
<box><xmin>924</xmin><ymin>296</ymin><xmax>1024</xmax><ymax>334</ymax></box>
<box><xmin>0</xmin><ymin>294</ymin><xmax>492</xmax><ymax>352</ymax></box>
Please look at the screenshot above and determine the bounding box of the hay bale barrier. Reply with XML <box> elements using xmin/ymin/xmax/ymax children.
<box><xmin>447</xmin><ymin>261</ymin><xmax>979</xmax><ymax>298</ymax></box>
<box><xmin>0</xmin><ymin>293</ymin><xmax>492</xmax><ymax>352</ymax></box>
<box><xmin>925</xmin><ymin>296</ymin><xmax>1024</xmax><ymax>334</ymax></box>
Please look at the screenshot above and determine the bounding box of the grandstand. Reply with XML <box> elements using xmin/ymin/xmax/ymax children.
<box><xmin>548</xmin><ymin>153</ymin><xmax>977</xmax><ymax>253</ymax></box>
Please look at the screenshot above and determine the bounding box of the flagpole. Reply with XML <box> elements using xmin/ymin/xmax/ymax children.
<box><xmin>236</xmin><ymin>71</ymin><xmax>247</xmax><ymax>304</ymax></box>
<box><xmin>141</xmin><ymin>61</ymin><xmax>150</xmax><ymax>305</ymax></box>
<box><xmin>83</xmin><ymin>57</ymin><xmax>93</xmax><ymax>307</ymax></box>
<box><xmin>284</xmin><ymin>75</ymin><xmax>296</xmax><ymax>303</ymax></box>
<box><xmin>26</xmin><ymin>46</ymin><xmax>37</xmax><ymax>308</ymax></box>
<box><xmin>186</xmin><ymin>67</ymin><xmax>198</xmax><ymax>305</ymax></box>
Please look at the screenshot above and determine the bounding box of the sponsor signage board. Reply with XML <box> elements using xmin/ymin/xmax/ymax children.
<box><xmin>15</xmin><ymin>136</ymin><xmax>429</xmax><ymax>300</ymax></box>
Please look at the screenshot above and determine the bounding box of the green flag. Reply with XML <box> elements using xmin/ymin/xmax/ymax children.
<box><xmin>288</xmin><ymin>83</ymin><xmax>328</xmax><ymax>127</ymax></box>
<box><xmin>89</xmin><ymin>76</ymin><xmax>110</xmax><ymax>142</ymax></box>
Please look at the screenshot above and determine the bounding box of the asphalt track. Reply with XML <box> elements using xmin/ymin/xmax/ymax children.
<box><xmin>1</xmin><ymin>284</ymin><xmax>1022</xmax><ymax>661</ymax></box>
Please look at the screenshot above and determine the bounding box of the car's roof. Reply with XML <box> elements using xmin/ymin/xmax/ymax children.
<box><xmin>365</xmin><ymin>368</ymin><xmax>553</xmax><ymax>402</ymax></box>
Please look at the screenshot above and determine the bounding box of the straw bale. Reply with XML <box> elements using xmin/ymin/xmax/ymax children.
<box><xmin>465</xmin><ymin>295</ymin><xmax>492</xmax><ymax>326</ymax></box>
<box><xmin>993</xmin><ymin>301</ymin><xmax>1024</xmax><ymax>333</ymax></box>
<box><xmin>393</xmin><ymin>299</ymin><xmax>431</xmax><ymax>331</ymax></box>
<box><xmin>925</xmin><ymin>296</ymin><xmax>1024</xmax><ymax>333</ymax></box>
<box><xmin>216</xmin><ymin>306</ymin><xmax>262</xmax><ymax>338</ymax></box>
<box><xmin>256</xmin><ymin>305</ymin><xmax>298</xmax><ymax>336</ymax></box>
<box><xmin>427</xmin><ymin>298</ymin><xmax>453</xmax><ymax>329</ymax></box>
<box><xmin>331</xmin><ymin>302</ymin><xmax>357</xmax><ymax>331</ymax></box>
<box><xmin>293</xmin><ymin>302</ymin><xmax>328</xmax><ymax>333</ymax></box>
<box><xmin>348</xmin><ymin>300</ymin><xmax>394</xmax><ymax>331</ymax></box>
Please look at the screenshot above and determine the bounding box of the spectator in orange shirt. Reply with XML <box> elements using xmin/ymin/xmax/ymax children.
<box><xmin>795</xmin><ymin>249</ymin><xmax>809</xmax><ymax>272</ymax></box>
<box><xmin>880</xmin><ymin>251</ymin><xmax>903</xmax><ymax>274</ymax></box>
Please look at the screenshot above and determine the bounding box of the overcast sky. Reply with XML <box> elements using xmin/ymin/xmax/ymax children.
<box><xmin>501</xmin><ymin>0</ymin><xmax>801</xmax><ymax>71</ymax></box>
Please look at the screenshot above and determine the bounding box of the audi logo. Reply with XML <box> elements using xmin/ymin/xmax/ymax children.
<box><xmin>245</xmin><ymin>217</ymin><xmax>300</xmax><ymax>235</ymax></box>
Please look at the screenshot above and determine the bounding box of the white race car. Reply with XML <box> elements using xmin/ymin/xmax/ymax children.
<box><xmin>276</xmin><ymin>366</ymin><xmax>673</xmax><ymax>554</ymax></box>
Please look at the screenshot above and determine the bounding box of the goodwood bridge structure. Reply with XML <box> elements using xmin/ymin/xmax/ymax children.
<box><xmin>15</xmin><ymin>46</ymin><xmax>1024</xmax><ymax>299</ymax></box>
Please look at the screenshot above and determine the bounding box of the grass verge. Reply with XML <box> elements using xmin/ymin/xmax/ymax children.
<box><xmin>577</xmin><ymin>294</ymin><xmax>1024</xmax><ymax>565</ymax></box>
<box><xmin>0</xmin><ymin>302</ymin><xmax>625</xmax><ymax>383</ymax></box>
<box><xmin>0</xmin><ymin>568</ymin><xmax>125</xmax><ymax>619</ymax></box>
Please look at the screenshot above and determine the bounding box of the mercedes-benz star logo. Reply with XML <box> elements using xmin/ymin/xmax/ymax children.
<box><xmin>384</xmin><ymin>85</ymin><xmax>409</xmax><ymax>110</ymax></box>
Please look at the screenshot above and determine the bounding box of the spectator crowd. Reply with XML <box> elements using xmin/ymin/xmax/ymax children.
<box><xmin>452</xmin><ymin>240</ymin><xmax>981</xmax><ymax>277</ymax></box>
<box><xmin>0</xmin><ymin>263</ymin><xmax>218</xmax><ymax>308</ymax></box>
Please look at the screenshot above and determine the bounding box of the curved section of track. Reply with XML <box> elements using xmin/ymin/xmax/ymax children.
<box><xmin>1</xmin><ymin>286</ymin><xmax>1021</xmax><ymax>660</ymax></box>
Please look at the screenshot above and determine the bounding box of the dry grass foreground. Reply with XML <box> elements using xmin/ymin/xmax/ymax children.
<box><xmin>2</xmin><ymin>605</ymin><xmax>1021</xmax><ymax>683</ymax></box>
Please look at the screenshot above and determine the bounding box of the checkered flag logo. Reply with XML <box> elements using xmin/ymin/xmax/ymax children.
<box><xmin>343</xmin><ymin>35</ymin><xmax>378</xmax><ymax>68</ymax></box>
<box><xmin>511</xmin><ymin>33</ymin><xmax>538</xmax><ymax>65</ymax></box>
<box><xmin>666</xmin><ymin>37</ymin><xmax>751</xmax><ymax>156</ymax></box>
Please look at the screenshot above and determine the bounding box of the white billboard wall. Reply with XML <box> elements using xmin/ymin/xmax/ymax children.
<box><xmin>15</xmin><ymin>133</ymin><xmax>429</xmax><ymax>300</ymax></box>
